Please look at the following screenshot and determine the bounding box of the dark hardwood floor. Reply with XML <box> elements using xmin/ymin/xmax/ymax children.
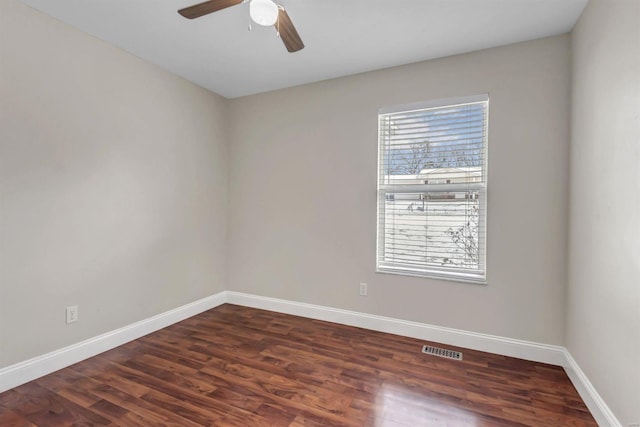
<box><xmin>0</xmin><ymin>304</ymin><xmax>597</xmax><ymax>426</ymax></box>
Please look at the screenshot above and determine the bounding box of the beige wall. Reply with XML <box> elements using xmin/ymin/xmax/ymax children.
<box><xmin>228</xmin><ymin>36</ymin><xmax>571</xmax><ymax>345</ymax></box>
<box><xmin>567</xmin><ymin>0</ymin><xmax>640</xmax><ymax>423</ymax></box>
<box><xmin>0</xmin><ymin>0</ymin><xmax>229</xmax><ymax>367</ymax></box>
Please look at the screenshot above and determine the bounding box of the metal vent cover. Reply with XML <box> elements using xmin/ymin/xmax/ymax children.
<box><xmin>421</xmin><ymin>344</ymin><xmax>463</xmax><ymax>361</ymax></box>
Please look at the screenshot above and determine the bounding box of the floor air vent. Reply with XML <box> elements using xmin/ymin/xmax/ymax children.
<box><xmin>421</xmin><ymin>344</ymin><xmax>463</xmax><ymax>361</ymax></box>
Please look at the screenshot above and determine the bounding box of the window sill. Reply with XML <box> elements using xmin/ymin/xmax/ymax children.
<box><xmin>375</xmin><ymin>268</ymin><xmax>487</xmax><ymax>285</ymax></box>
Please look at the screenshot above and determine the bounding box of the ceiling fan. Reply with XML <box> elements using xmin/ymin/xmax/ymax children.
<box><xmin>178</xmin><ymin>0</ymin><xmax>304</xmax><ymax>53</ymax></box>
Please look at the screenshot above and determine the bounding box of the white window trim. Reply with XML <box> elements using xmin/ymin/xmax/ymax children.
<box><xmin>376</xmin><ymin>94</ymin><xmax>489</xmax><ymax>284</ymax></box>
<box><xmin>378</xmin><ymin>94</ymin><xmax>489</xmax><ymax>115</ymax></box>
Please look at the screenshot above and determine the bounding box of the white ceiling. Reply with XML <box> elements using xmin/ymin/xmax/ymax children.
<box><xmin>19</xmin><ymin>0</ymin><xmax>588</xmax><ymax>98</ymax></box>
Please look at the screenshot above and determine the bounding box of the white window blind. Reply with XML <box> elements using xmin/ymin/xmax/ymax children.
<box><xmin>377</xmin><ymin>95</ymin><xmax>488</xmax><ymax>282</ymax></box>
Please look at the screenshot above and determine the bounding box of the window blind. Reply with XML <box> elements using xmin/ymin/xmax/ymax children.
<box><xmin>377</xmin><ymin>96</ymin><xmax>488</xmax><ymax>281</ymax></box>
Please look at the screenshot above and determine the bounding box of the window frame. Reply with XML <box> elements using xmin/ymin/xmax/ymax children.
<box><xmin>376</xmin><ymin>94</ymin><xmax>489</xmax><ymax>284</ymax></box>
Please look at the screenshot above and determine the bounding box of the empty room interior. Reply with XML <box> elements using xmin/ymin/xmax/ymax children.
<box><xmin>1</xmin><ymin>0</ymin><xmax>638</xmax><ymax>425</ymax></box>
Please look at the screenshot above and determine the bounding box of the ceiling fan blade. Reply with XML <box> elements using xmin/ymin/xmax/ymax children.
<box><xmin>276</xmin><ymin>7</ymin><xmax>304</xmax><ymax>53</ymax></box>
<box><xmin>178</xmin><ymin>0</ymin><xmax>243</xmax><ymax>19</ymax></box>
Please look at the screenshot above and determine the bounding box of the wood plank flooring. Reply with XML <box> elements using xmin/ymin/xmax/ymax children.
<box><xmin>0</xmin><ymin>304</ymin><xmax>597</xmax><ymax>426</ymax></box>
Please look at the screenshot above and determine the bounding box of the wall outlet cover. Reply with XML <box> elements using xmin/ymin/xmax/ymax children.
<box><xmin>66</xmin><ymin>306</ymin><xmax>78</xmax><ymax>324</ymax></box>
<box><xmin>359</xmin><ymin>283</ymin><xmax>368</xmax><ymax>296</ymax></box>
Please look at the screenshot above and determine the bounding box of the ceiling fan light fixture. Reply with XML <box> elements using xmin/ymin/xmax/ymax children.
<box><xmin>249</xmin><ymin>0</ymin><xmax>279</xmax><ymax>26</ymax></box>
<box><xmin>178</xmin><ymin>0</ymin><xmax>303</xmax><ymax>52</ymax></box>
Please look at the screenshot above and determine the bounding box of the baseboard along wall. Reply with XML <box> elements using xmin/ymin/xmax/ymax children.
<box><xmin>0</xmin><ymin>291</ymin><xmax>621</xmax><ymax>426</ymax></box>
<box><xmin>0</xmin><ymin>292</ymin><xmax>226</xmax><ymax>396</ymax></box>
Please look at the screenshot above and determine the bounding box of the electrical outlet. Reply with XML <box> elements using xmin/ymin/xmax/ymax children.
<box><xmin>66</xmin><ymin>306</ymin><xmax>78</xmax><ymax>324</ymax></box>
<box><xmin>359</xmin><ymin>282</ymin><xmax>368</xmax><ymax>296</ymax></box>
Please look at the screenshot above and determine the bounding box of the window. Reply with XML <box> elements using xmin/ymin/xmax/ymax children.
<box><xmin>377</xmin><ymin>95</ymin><xmax>488</xmax><ymax>282</ymax></box>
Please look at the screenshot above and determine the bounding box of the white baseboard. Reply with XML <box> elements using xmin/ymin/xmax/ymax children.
<box><xmin>225</xmin><ymin>291</ymin><xmax>566</xmax><ymax>365</ymax></box>
<box><xmin>0</xmin><ymin>292</ymin><xmax>227</xmax><ymax>394</ymax></box>
<box><xmin>0</xmin><ymin>290</ymin><xmax>621</xmax><ymax>427</ymax></box>
<box><xmin>563</xmin><ymin>350</ymin><xmax>622</xmax><ymax>427</ymax></box>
